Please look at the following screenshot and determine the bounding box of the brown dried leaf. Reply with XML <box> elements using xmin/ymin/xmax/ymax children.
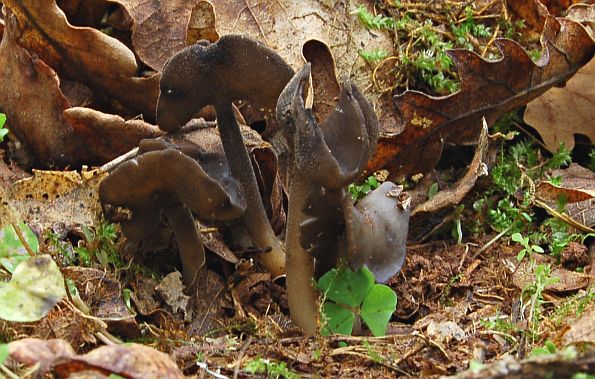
<box><xmin>537</xmin><ymin>163</ymin><xmax>595</xmax><ymax>230</ymax></box>
<box><xmin>561</xmin><ymin>304</ymin><xmax>595</xmax><ymax>345</ymax></box>
<box><xmin>412</xmin><ymin>119</ymin><xmax>488</xmax><ymax>217</ymax></box>
<box><xmin>5</xmin><ymin>169</ymin><xmax>105</xmax><ymax>230</ymax></box>
<box><xmin>0</xmin><ymin>12</ymin><xmax>161</xmax><ymax>166</ymax></box>
<box><xmin>366</xmin><ymin>1</ymin><xmax>595</xmax><ymax>179</ymax></box>
<box><xmin>511</xmin><ymin>260</ymin><xmax>589</xmax><ymax>292</ymax></box>
<box><xmin>8</xmin><ymin>338</ymin><xmax>75</xmax><ymax>366</ymax></box>
<box><xmin>2</xmin><ymin>0</ymin><xmax>159</xmax><ymax>116</ymax></box>
<box><xmin>110</xmin><ymin>0</ymin><xmax>213</xmax><ymax>71</ymax></box>
<box><xmin>155</xmin><ymin>272</ymin><xmax>190</xmax><ymax>317</ymax></box>
<box><xmin>53</xmin><ymin>343</ymin><xmax>184</xmax><ymax>379</ymax></box>
<box><xmin>63</xmin><ymin>267</ymin><xmax>139</xmax><ymax>338</ymax></box>
<box><xmin>525</xmin><ymin>57</ymin><xmax>595</xmax><ymax>151</ymax></box>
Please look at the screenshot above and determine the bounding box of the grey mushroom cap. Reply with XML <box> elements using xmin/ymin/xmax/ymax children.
<box><xmin>99</xmin><ymin>148</ymin><xmax>246</xmax><ymax>240</ymax></box>
<box><xmin>276</xmin><ymin>64</ymin><xmax>378</xmax><ymax>190</ymax></box>
<box><xmin>157</xmin><ymin>35</ymin><xmax>295</xmax><ymax>132</ymax></box>
<box><xmin>347</xmin><ymin>182</ymin><xmax>411</xmax><ymax>283</ymax></box>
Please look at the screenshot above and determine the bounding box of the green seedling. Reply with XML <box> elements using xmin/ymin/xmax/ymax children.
<box><xmin>348</xmin><ymin>175</ymin><xmax>381</xmax><ymax>201</ymax></box>
<box><xmin>428</xmin><ymin>182</ymin><xmax>439</xmax><ymax>199</ymax></box>
<box><xmin>451</xmin><ymin>6</ymin><xmax>492</xmax><ymax>50</ymax></box>
<box><xmin>521</xmin><ymin>263</ymin><xmax>559</xmax><ymax>340</ymax></box>
<box><xmin>0</xmin><ymin>113</ymin><xmax>7</xmax><ymax>142</ymax></box>
<box><xmin>75</xmin><ymin>222</ymin><xmax>121</xmax><ymax>268</ymax></box>
<box><xmin>529</xmin><ymin>339</ymin><xmax>557</xmax><ymax>358</ymax></box>
<box><xmin>244</xmin><ymin>357</ymin><xmax>300</xmax><ymax>379</ymax></box>
<box><xmin>359</xmin><ymin>48</ymin><xmax>390</xmax><ymax>63</ymax></box>
<box><xmin>318</xmin><ymin>266</ymin><xmax>397</xmax><ymax>336</ymax></box>
<box><xmin>355</xmin><ymin>5</ymin><xmax>395</xmax><ymax>29</ymax></box>
<box><xmin>452</xmin><ymin>204</ymin><xmax>464</xmax><ymax>244</ymax></box>
<box><xmin>511</xmin><ymin>232</ymin><xmax>544</xmax><ymax>261</ymax></box>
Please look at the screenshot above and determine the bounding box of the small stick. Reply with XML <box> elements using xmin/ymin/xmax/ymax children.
<box><xmin>11</xmin><ymin>222</ymin><xmax>35</xmax><ymax>256</ymax></box>
<box><xmin>100</xmin><ymin>147</ymin><xmax>138</xmax><ymax>173</ymax></box>
<box><xmin>472</xmin><ymin>224</ymin><xmax>513</xmax><ymax>260</ymax></box>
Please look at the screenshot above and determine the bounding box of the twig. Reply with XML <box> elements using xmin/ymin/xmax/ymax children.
<box><xmin>0</xmin><ymin>364</ymin><xmax>21</xmax><ymax>379</ymax></box>
<box><xmin>534</xmin><ymin>199</ymin><xmax>595</xmax><ymax>234</ymax></box>
<box><xmin>233</xmin><ymin>336</ymin><xmax>253</xmax><ymax>379</ymax></box>
<box><xmin>96</xmin><ymin>331</ymin><xmax>122</xmax><ymax>345</ymax></box>
<box><xmin>472</xmin><ymin>224</ymin><xmax>513</xmax><ymax>260</ymax></box>
<box><xmin>241</xmin><ymin>0</ymin><xmax>269</xmax><ymax>45</ymax></box>
<box><xmin>100</xmin><ymin>147</ymin><xmax>138</xmax><ymax>173</ymax></box>
<box><xmin>11</xmin><ymin>222</ymin><xmax>35</xmax><ymax>256</ymax></box>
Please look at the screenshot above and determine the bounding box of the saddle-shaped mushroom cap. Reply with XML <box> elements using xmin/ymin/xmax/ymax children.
<box><xmin>99</xmin><ymin>148</ymin><xmax>245</xmax><ymax>290</ymax></box>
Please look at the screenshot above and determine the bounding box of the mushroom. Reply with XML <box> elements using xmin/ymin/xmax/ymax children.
<box><xmin>276</xmin><ymin>64</ymin><xmax>380</xmax><ymax>333</ymax></box>
<box><xmin>99</xmin><ymin>145</ymin><xmax>246</xmax><ymax>291</ymax></box>
<box><xmin>156</xmin><ymin>35</ymin><xmax>294</xmax><ymax>277</ymax></box>
<box><xmin>277</xmin><ymin>64</ymin><xmax>410</xmax><ymax>334</ymax></box>
<box><xmin>347</xmin><ymin>182</ymin><xmax>411</xmax><ymax>283</ymax></box>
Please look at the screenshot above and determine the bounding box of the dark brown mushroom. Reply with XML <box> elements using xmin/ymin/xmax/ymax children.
<box><xmin>278</xmin><ymin>64</ymin><xmax>410</xmax><ymax>334</ymax></box>
<box><xmin>276</xmin><ymin>64</ymin><xmax>380</xmax><ymax>333</ymax></box>
<box><xmin>156</xmin><ymin>35</ymin><xmax>294</xmax><ymax>277</ymax></box>
<box><xmin>99</xmin><ymin>147</ymin><xmax>245</xmax><ymax>291</ymax></box>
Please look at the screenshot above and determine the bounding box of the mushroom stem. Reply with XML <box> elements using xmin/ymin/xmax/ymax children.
<box><xmin>215</xmin><ymin>102</ymin><xmax>285</xmax><ymax>277</ymax></box>
<box><xmin>164</xmin><ymin>203</ymin><xmax>205</xmax><ymax>291</ymax></box>
<box><xmin>285</xmin><ymin>171</ymin><xmax>319</xmax><ymax>335</ymax></box>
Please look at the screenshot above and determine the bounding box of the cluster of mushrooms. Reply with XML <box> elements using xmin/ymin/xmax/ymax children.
<box><xmin>99</xmin><ymin>35</ymin><xmax>411</xmax><ymax>335</ymax></box>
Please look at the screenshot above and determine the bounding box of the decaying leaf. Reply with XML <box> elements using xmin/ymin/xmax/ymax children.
<box><xmin>536</xmin><ymin>163</ymin><xmax>595</xmax><ymax>231</ymax></box>
<box><xmin>8</xmin><ymin>338</ymin><xmax>75</xmax><ymax>366</ymax></box>
<box><xmin>1</xmin><ymin>0</ymin><xmax>159</xmax><ymax>117</ymax></box>
<box><xmin>110</xmin><ymin>0</ymin><xmax>213</xmax><ymax>71</ymax></box>
<box><xmin>5</xmin><ymin>169</ymin><xmax>106</xmax><ymax>230</ymax></box>
<box><xmin>0</xmin><ymin>9</ymin><xmax>161</xmax><ymax>167</ymax></box>
<box><xmin>0</xmin><ymin>255</ymin><xmax>66</xmax><ymax>322</ymax></box>
<box><xmin>203</xmin><ymin>0</ymin><xmax>394</xmax><ymax>124</ymax></box>
<box><xmin>561</xmin><ymin>304</ymin><xmax>595</xmax><ymax>345</ymax></box>
<box><xmin>511</xmin><ymin>259</ymin><xmax>589</xmax><ymax>293</ymax></box>
<box><xmin>525</xmin><ymin>56</ymin><xmax>595</xmax><ymax>152</ymax></box>
<box><xmin>412</xmin><ymin>118</ymin><xmax>489</xmax><ymax>217</ymax></box>
<box><xmin>366</xmin><ymin>0</ymin><xmax>595</xmax><ymax>179</ymax></box>
<box><xmin>63</xmin><ymin>267</ymin><xmax>139</xmax><ymax>337</ymax></box>
<box><xmin>155</xmin><ymin>271</ymin><xmax>190</xmax><ymax>317</ymax></box>
<box><xmin>8</xmin><ymin>339</ymin><xmax>184</xmax><ymax>379</ymax></box>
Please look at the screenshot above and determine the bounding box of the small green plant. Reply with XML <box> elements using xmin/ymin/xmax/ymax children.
<box><xmin>511</xmin><ymin>232</ymin><xmax>544</xmax><ymax>261</ymax></box>
<box><xmin>529</xmin><ymin>339</ymin><xmax>557</xmax><ymax>358</ymax></box>
<box><xmin>243</xmin><ymin>357</ymin><xmax>300</xmax><ymax>379</ymax></box>
<box><xmin>348</xmin><ymin>175</ymin><xmax>381</xmax><ymax>200</ymax></box>
<box><xmin>551</xmin><ymin>288</ymin><xmax>595</xmax><ymax>326</ymax></box>
<box><xmin>355</xmin><ymin>5</ymin><xmax>395</xmax><ymax>29</ymax></box>
<box><xmin>428</xmin><ymin>182</ymin><xmax>439</xmax><ymax>199</ymax></box>
<box><xmin>362</xmin><ymin>339</ymin><xmax>384</xmax><ymax>363</ymax></box>
<box><xmin>318</xmin><ymin>266</ymin><xmax>397</xmax><ymax>336</ymax></box>
<box><xmin>359</xmin><ymin>48</ymin><xmax>390</xmax><ymax>63</ymax></box>
<box><xmin>480</xmin><ymin>314</ymin><xmax>520</xmax><ymax>336</ymax></box>
<box><xmin>529</xmin><ymin>340</ymin><xmax>577</xmax><ymax>360</ymax></box>
<box><xmin>589</xmin><ymin>148</ymin><xmax>595</xmax><ymax>171</ymax></box>
<box><xmin>451</xmin><ymin>7</ymin><xmax>492</xmax><ymax>49</ymax></box>
<box><xmin>521</xmin><ymin>263</ymin><xmax>559</xmax><ymax>340</ymax></box>
<box><xmin>451</xmin><ymin>205</ymin><xmax>465</xmax><ymax>244</ymax></box>
<box><xmin>573</xmin><ymin>373</ymin><xmax>595</xmax><ymax>379</ymax></box>
<box><xmin>0</xmin><ymin>113</ymin><xmax>7</xmax><ymax>142</ymax></box>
